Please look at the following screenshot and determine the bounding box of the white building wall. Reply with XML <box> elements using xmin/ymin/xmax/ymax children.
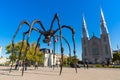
<box><xmin>43</xmin><ymin>49</ymin><xmax>57</xmax><ymax>67</ymax></box>
<box><xmin>44</xmin><ymin>53</ymin><xmax>49</xmax><ymax>67</ymax></box>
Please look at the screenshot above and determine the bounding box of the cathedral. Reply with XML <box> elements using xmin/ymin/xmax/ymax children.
<box><xmin>82</xmin><ymin>9</ymin><xmax>113</xmax><ymax>64</ymax></box>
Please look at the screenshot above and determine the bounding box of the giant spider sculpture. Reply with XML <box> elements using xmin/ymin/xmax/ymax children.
<box><xmin>9</xmin><ymin>13</ymin><xmax>77</xmax><ymax>76</ymax></box>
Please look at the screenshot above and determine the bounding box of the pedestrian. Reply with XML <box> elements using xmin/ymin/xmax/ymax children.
<box><xmin>15</xmin><ymin>60</ymin><xmax>19</xmax><ymax>70</ymax></box>
<box><xmin>86</xmin><ymin>62</ymin><xmax>89</xmax><ymax>69</ymax></box>
<box><xmin>35</xmin><ymin>62</ymin><xmax>38</xmax><ymax>69</ymax></box>
<box><xmin>86</xmin><ymin>60</ymin><xmax>89</xmax><ymax>69</ymax></box>
<box><xmin>83</xmin><ymin>63</ymin><xmax>86</xmax><ymax>69</ymax></box>
<box><xmin>25</xmin><ymin>61</ymin><xmax>28</xmax><ymax>71</ymax></box>
<box><xmin>102</xmin><ymin>62</ymin><xmax>105</xmax><ymax>67</ymax></box>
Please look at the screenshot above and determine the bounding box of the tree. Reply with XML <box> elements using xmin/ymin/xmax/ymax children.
<box><xmin>6</xmin><ymin>41</ymin><xmax>44</xmax><ymax>65</ymax></box>
<box><xmin>61</xmin><ymin>56</ymin><xmax>80</xmax><ymax>67</ymax></box>
<box><xmin>113</xmin><ymin>52</ymin><xmax>120</xmax><ymax>64</ymax></box>
<box><xmin>66</xmin><ymin>56</ymin><xmax>80</xmax><ymax>67</ymax></box>
<box><xmin>26</xmin><ymin>42</ymin><xmax>44</xmax><ymax>65</ymax></box>
<box><xmin>67</xmin><ymin>56</ymin><xmax>79</xmax><ymax>64</ymax></box>
<box><xmin>6</xmin><ymin>41</ymin><xmax>27</xmax><ymax>61</ymax></box>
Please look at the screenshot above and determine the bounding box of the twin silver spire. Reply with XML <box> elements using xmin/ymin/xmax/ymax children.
<box><xmin>100</xmin><ymin>8</ymin><xmax>108</xmax><ymax>34</ymax></box>
<box><xmin>82</xmin><ymin>8</ymin><xmax>108</xmax><ymax>38</ymax></box>
<box><xmin>82</xmin><ymin>14</ymin><xmax>89</xmax><ymax>38</ymax></box>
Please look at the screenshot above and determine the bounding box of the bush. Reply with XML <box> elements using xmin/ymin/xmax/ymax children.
<box><xmin>5</xmin><ymin>61</ymin><xmax>10</xmax><ymax>66</ymax></box>
<box><xmin>95</xmin><ymin>64</ymin><xmax>102</xmax><ymax>68</ymax></box>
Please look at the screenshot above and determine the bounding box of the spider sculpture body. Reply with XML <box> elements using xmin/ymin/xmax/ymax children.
<box><xmin>9</xmin><ymin>13</ymin><xmax>77</xmax><ymax>76</ymax></box>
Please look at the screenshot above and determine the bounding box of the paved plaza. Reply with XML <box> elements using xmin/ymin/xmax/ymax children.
<box><xmin>0</xmin><ymin>66</ymin><xmax>120</xmax><ymax>80</ymax></box>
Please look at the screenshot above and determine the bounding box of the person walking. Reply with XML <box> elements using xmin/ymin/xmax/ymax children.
<box><xmin>86</xmin><ymin>60</ymin><xmax>89</xmax><ymax>69</ymax></box>
<box><xmin>15</xmin><ymin>60</ymin><xmax>19</xmax><ymax>70</ymax></box>
<box><xmin>25</xmin><ymin>61</ymin><xmax>28</xmax><ymax>71</ymax></box>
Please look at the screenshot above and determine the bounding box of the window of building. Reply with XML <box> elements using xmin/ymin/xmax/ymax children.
<box><xmin>105</xmin><ymin>45</ymin><xmax>108</xmax><ymax>54</ymax></box>
<box><xmin>92</xmin><ymin>47</ymin><xmax>99</xmax><ymax>55</ymax></box>
<box><xmin>103</xmin><ymin>37</ymin><xmax>106</xmax><ymax>42</ymax></box>
<box><xmin>84</xmin><ymin>47</ymin><xmax>87</xmax><ymax>56</ymax></box>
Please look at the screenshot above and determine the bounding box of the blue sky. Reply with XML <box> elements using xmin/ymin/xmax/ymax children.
<box><xmin>0</xmin><ymin>0</ymin><xmax>120</xmax><ymax>60</ymax></box>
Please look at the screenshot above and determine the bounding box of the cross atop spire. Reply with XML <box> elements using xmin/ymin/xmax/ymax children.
<box><xmin>100</xmin><ymin>8</ymin><xmax>108</xmax><ymax>34</ymax></box>
<box><xmin>82</xmin><ymin>14</ymin><xmax>89</xmax><ymax>38</ymax></box>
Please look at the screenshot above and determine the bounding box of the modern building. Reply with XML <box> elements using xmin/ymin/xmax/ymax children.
<box><xmin>81</xmin><ymin>8</ymin><xmax>113</xmax><ymax>64</ymax></box>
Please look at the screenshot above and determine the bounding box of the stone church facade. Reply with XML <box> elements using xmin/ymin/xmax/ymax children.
<box><xmin>82</xmin><ymin>9</ymin><xmax>113</xmax><ymax>64</ymax></box>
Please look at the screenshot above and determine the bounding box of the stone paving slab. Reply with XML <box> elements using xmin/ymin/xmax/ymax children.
<box><xmin>0</xmin><ymin>66</ymin><xmax>120</xmax><ymax>80</ymax></box>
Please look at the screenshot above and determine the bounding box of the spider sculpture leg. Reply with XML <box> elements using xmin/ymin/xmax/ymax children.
<box><xmin>22</xmin><ymin>41</ymin><xmax>30</xmax><ymax>76</ymax></box>
<box><xmin>9</xmin><ymin>43</ymin><xmax>14</xmax><ymax>73</ymax></box>
<box><xmin>49</xmin><ymin>13</ymin><xmax>64</xmax><ymax>75</ymax></box>
<box><xmin>54</xmin><ymin>35</ymin><xmax>71</xmax><ymax>65</ymax></box>
<box><xmin>17</xmin><ymin>31</ymin><xmax>28</xmax><ymax>70</ymax></box>
<box><xmin>9</xmin><ymin>20</ymin><xmax>30</xmax><ymax>73</ymax></box>
<box><xmin>53</xmin><ymin>35</ymin><xmax>71</xmax><ymax>75</ymax></box>
<box><xmin>21</xmin><ymin>20</ymin><xmax>46</xmax><ymax>76</ymax></box>
<box><xmin>34</xmin><ymin>34</ymin><xmax>42</xmax><ymax>69</ymax></box>
<box><xmin>54</xmin><ymin>25</ymin><xmax>77</xmax><ymax>75</ymax></box>
<box><xmin>52</xmin><ymin>36</ymin><xmax>55</xmax><ymax>70</ymax></box>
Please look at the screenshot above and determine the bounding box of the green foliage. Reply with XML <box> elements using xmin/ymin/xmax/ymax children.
<box><xmin>6</xmin><ymin>44</ymin><xmax>12</xmax><ymax>54</ymax></box>
<box><xmin>62</xmin><ymin>56</ymin><xmax>80</xmax><ymax>67</ymax></box>
<box><xmin>108</xmin><ymin>66</ymin><xmax>120</xmax><ymax>68</ymax></box>
<box><xmin>5</xmin><ymin>61</ymin><xmax>10</xmax><ymax>66</ymax></box>
<box><xmin>67</xmin><ymin>56</ymin><xmax>79</xmax><ymax>64</ymax></box>
<box><xmin>95</xmin><ymin>64</ymin><xmax>102</xmax><ymax>68</ymax></box>
<box><xmin>5</xmin><ymin>41</ymin><xmax>44</xmax><ymax>65</ymax></box>
<box><xmin>113</xmin><ymin>52</ymin><xmax>120</xmax><ymax>64</ymax></box>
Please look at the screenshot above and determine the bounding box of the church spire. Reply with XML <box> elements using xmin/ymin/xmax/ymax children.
<box><xmin>82</xmin><ymin>14</ymin><xmax>89</xmax><ymax>38</ymax></box>
<box><xmin>100</xmin><ymin>8</ymin><xmax>108</xmax><ymax>34</ymax></box>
